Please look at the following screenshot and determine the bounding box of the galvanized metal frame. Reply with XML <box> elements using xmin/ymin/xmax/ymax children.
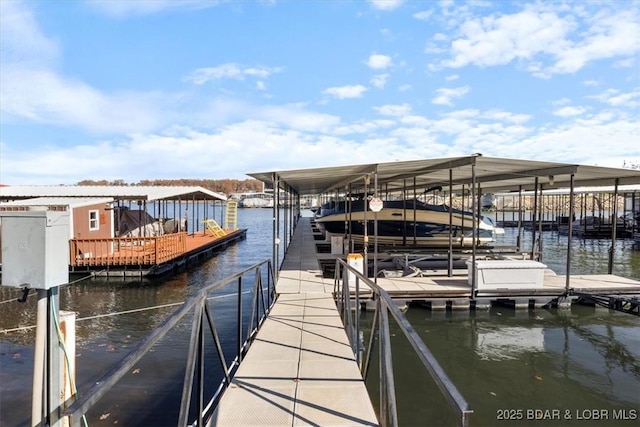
<box><xmin>334</xmin><ymin>258</ymin><xmax>473</xmax><ymax>427</ymax></box>
<box><xmin>63</xmin><ymin>259</ymin><xmax>276</xmax><ymax>427</ymax></box>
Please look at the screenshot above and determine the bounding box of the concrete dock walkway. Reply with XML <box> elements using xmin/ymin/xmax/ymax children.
<box><xmin>210</xmin><ymin>217</ymin><xmax>379</xmax><ymax>426</ymax></box>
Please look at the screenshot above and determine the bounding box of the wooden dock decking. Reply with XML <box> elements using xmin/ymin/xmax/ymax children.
<box><xmin>69</xmin><ymin>228</ymin><xmax>247</xmax><ymax>277</ymax></box>
<box><xmin>211</xmin><ymin>218</ymin><xmax>379</xmax><ymax>426</ymax></box>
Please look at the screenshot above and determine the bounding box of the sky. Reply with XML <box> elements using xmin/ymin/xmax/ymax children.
<box><xmin>0</xmin><ymin>0</ymin><xmax>639</xmax><ymax>185</ymax></box>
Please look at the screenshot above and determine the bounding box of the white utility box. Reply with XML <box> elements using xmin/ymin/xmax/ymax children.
<box><xmin>346</xmin><ymin>253</ymin><xmax>364</xmax><ymax>285</ymax></box>
<box><xmin>467</xmin><ymin>259</ymin><xmax>547</xmax><ymax>290</ymax></box>
<box><xmin>0</xmin><ymin>210</ymin><xmax>70</xmax><ymax>289</ymax></box>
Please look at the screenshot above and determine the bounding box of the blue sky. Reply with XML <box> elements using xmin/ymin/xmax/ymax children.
<box><xmin>1</xmin><ymin>0</ymin><xmax>638</xmax><ymax>185</ymax></box>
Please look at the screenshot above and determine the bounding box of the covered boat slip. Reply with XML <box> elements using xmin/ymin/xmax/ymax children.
<box><xmin>249</xmin><ymin>155</ymin><xmax>640</xmax><ymax>280</ymax></box>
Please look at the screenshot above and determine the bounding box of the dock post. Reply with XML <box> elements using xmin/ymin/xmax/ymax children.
<box><xmin>565</xmin><ymin>174</ymin><xmax>575</xmax><ymax>292</ymax></box>
<box><xmin>608</xmin><ymin>178</ymin><xmax>619</xmax><ymax>274</ymax></box>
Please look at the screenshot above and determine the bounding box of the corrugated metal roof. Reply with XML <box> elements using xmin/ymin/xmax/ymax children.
<box><xmin>248</xmin><ymin>155</ymin><xmax>640</xmax><ymax>195</ymax></box>
<box><xmin>0</xmin><ymin>197</ymin><xmax>114</xmax><ymax>209</ymax></box>
<box><xmin>496</xmin><ymin>184</ymin><xmax>640</xmax><ymax>196</ymax></box>
<box><xmin>0</xmin><ymin>186</ymin><xmax>227</xmax><ymax>202</ymax></box>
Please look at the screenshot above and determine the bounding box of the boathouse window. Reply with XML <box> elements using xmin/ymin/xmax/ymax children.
<box><xmin>89</xmin><ymin>210</ymin><xmax>99</xmax><ymax>231</ymax></box>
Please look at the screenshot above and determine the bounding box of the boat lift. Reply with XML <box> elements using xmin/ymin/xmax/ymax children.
<box><xmin>572</xmin><ymin>291</ymin><xmax>640</xmax><ymax>316</ymax></box>
<box><xmin>544</xmin><ymin>289</ymin><xmax>640</xmax><ymax>316</ymax></box>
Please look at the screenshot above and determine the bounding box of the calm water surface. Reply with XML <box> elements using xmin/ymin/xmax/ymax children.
<box><xmin>1</xmin><ymin>209</ymin><xmax>638</xmax><ymax>426</ymax></box>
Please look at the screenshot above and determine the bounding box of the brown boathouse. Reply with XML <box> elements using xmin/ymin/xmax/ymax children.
<box><xmin>0</xmin><ymin>186</ymin><xmax>245</xmax><ymax>278</ymax></box>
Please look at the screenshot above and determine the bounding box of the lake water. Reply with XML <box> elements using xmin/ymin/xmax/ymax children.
<box><xmin>1</xmin><ymin>209</ymin><xmax>639</xmax><ymax>426</ymax></box>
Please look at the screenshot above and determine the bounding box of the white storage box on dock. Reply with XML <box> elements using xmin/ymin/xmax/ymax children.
<box><xmin>467</xmin><ymin>259</ymin><xmax>547</xmax><ymax>290</ymax></box>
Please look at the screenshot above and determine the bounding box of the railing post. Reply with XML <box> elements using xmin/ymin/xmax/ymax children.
<box><xmin>337</xmin><ymin>258</ymin><xmax>472</xmax><ymax>426</ymax></box>
<box><xmin>238</xmin><ymin>276</ymin><xmax>243</xmax><ymax>363</ymax></box>
<box><xmin>197</xmin><ymin>306</ymin><xmax>204</xmax><ymax>427</ymax></box>
<box><xmin>355</xmin><ymin>276</ymin><xmax>361</xmax><ymax>367</ymax></box>
<box><xmin>178</xmin><ymin>299</ymin><xmax>204</xmax><ymax>427</ymax></box>
<box><xmin>379</xmin><ymin>300</ymin><xmax>398</xmax><ymax>427</ymax></box>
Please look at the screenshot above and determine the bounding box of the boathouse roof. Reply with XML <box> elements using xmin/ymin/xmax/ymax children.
<box><xmin>0</xmin><ymin>197</ymin><xmax>114</xmax><ymax>210</ymax></box>
<box><xmin>0</xmin><ymin>185</ymin><xmax>227</xmax><ymax>202</ymax></box>
<box><xmin>248</xmin><ymin>155</ymin><xmax>640</xmax><ymax>195</ymax></box>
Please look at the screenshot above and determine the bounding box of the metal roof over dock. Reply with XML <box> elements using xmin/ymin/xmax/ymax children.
<box><xmin>248</xmin><ymin>155</ymin><xmax>640</xmax><ymax>195</ymax></box>
<box><xmin>0</xmin><ymin>197</ymin><xmax>114</xmax><ymax>209</ymax></box>
<box><xmin>0</xmin><ymin>185</ymin><xmax>227</xmax><ymax>202</ymax></box>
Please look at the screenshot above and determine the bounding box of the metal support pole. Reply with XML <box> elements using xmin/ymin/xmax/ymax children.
<box><xmin>538</xmin><ymin>184</ymin><xmax>544</xmax><ymax>262</ymax></box>
<box><xmin>32</xmin><ymin>289</ymin><xmax>47</xmax><ymax>427</ymax></box>
<box><xmin>470</xmin><ymin>164</ymin><xmax>477</xmax><ymax>297</ymax></box>
<box><xmin>448</xmin><ymin>169</ymin><xmax>453</xmax><ymax>277</ymax></box>
<box><xmin>531</xmin><ymin>177</ymin><xmax>539</xmax><ymax>260</ymax></box>
<box><xmin>565</xmin><ymin>174</ymin><xmax>575</xmax><ymax>291</ymax></box>
<box><xmin>402</xmin><ymin>180</ymin><xmax>407</xmax><ymax>246</ymax></box>
<box><xmin>374</xmin><ymin>169</ymin><xmax>379</xmax><ymax>284</ymax></box>
<box><xmin>608</xmin><ymin>178</ymin><xmax>619</xmax><ymax>274</ymax></box>
<box><xmin>517</xmin><ymin>186</ymin><xmax>523</xmax><ymax>251</ymax></box>
<box><xmin>363</xmin><ymin>174</ymin><xmax>369</xmax><ymax>278</ymax></box>
<box><xmin>272</xmin><ymin>173</ymin><xmax>279</xmax><ymax>276</ymax></box>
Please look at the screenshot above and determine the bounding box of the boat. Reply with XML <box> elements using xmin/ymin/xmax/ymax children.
<box><xmin>235</xmin><ymin>192</ymin><xmax>274</xmax><ymax>208</ymax></box>
<box><xmin>314</xmin><ymin>198</ymin><xmax>503</xmax><ymax>247</ymax></box>
<box><xmin>481</xmin><ymin>193</ymin><xmax>497</xmax><ymax>210</ymax></box>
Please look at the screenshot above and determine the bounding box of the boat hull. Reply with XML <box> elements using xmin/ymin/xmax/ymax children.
<box><xmin>315</xmin><ymin>203</ymin><xmax>497</xmax><ymax>247</ymax></box>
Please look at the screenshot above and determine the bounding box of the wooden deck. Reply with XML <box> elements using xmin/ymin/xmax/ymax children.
<box><xmin>69</xmin><ymin>228</ymin><xmax>247</xmax><ymax>276</ymax></box>
<box><xmin>211</xmin><ymin>218</ymin><xmax>379</xmax><ymax>426</ymax></box>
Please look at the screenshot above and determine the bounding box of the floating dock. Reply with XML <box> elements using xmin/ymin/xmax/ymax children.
<box><xmin>69</xmin><ymin>228</ymin><xmax>247</xmax><ymax>278</ymax></box>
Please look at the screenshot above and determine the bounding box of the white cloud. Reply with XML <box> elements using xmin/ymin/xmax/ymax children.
<box><xmin>373</xmin><ymin>104</ymin><xmax>412</xmax><ymax>117</ymax></box>
<box><xmin>482</xmin><ymin>110</ymin><xmax>531</xmax><ymax>124</ymax></box>
<box><xmin>184</xmin><ymin>64</ymin><xmax>281</xmax><ymax>84</ymax></box>
<box><xmin>413</xmin><ymin>10</ymin><xmax>433</xmax><ymax>21</ymax></box>
<box><xmin>370</xmin><ymin>74</ymin><xmax>389</xmax><ymax>89</ymax></box>
<box><xmin>366</xmin><ymin>54</ymin><xmax>393</xmax><ymax>70</ymax></box>
<box><xmin>256</xmin><ymin>105</ymin><xmax>341</xmax><ymax>132</ymax></box>
<box><xmin>368</xmin><ymin>0</ymin><xmax>404</xmax><ymax>11</ymax></box>
<box><xmin>332</xmin><ymin>119</ymin><xmax>395</xmax><ymax>136</ymax></box>
<box><xmin>613</xmin><ymin>58</ymin><xmax>635</xmax><ymax>68</ymax></box>
<box><xmin>433</xmin><ymin>4</ymin><xmax>640</xmax><ymax>78</ymax></box>
<box><xmin>431</xmin><ymin>86</ymin><xmax>470</xmax><ymax>106</ymax></box>
<box><xmin>0</xmin><ymin>1</ymin><xmax>59</xmax><ymax>67</ymax></box>
<box><xmin>323</xmin><ymin>85</ymin><xmax>367</xmax><ymax>99</ymax></box>
<box><xmin>0</xmin><ymin>1</ymin><xmax>170</xmax><ymax>135</ymax></box>
<box><xmin>1</xmin><ymin>67</ymin><xmax>164</xmax><ymax>133</ymax></box>
<box><xmin>445</xmin><ymin>74</ymin><xmax>459</xmax><ymax>81</ymax></box>
<box><xmin>545</xmin><ymin>9</ymin><xmax>640</xmax><ymax>75</ymax></box>
<box><xmin>589</xmin><ymin>88</ymin><xmax>640</xmax><ymax>108</ymax></box>
<box><xmin>553</xmin><ymin>106</ymin><xmax>586</xmax><ymax>117</ymax></box>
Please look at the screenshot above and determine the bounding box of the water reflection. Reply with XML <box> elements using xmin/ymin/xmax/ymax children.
<box><xmin>380</xmin><ymin>306</ymin><xmax>640</xmax><ymax>426</ymax></box>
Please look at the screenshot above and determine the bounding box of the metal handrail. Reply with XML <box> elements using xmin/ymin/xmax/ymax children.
<box><xmin>334</xmin><ymin>258</ymin><xmax>473</xmax><ymax>427</ymax></box>
<box><xmin>63</xmin><ymin>259</ymin><xmax>276</xmax><ymax>427</ymax></box>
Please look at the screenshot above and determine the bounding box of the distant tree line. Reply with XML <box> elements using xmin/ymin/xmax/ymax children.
<box><xmin>75</xmin><ymin>178</ymin><xmax>264</xmax><ymax>195</ymax></box>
